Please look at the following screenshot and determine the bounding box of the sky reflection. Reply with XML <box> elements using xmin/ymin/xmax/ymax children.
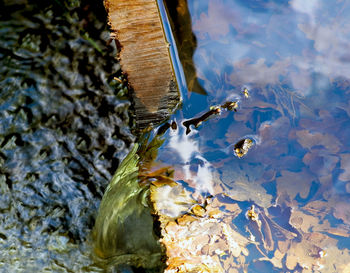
<box><xmin>168</xmin><ymin>123</ymin><xmax>215</xmax><ymax>194</ymax></box>
<box><xmin>187</xmin><ymin>0</ymin><xmax>350</xmax><ymax>99</ymax></box>
<box><xmin>155</xmin><ymin>0</ymin><xmax>350</xmax><ymax>271</ymax></box>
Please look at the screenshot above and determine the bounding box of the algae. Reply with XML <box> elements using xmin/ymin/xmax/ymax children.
<box><xmin>92</xmin><ymin>143</ymin><xmax>164</xmax><ymax>270</ymax></box>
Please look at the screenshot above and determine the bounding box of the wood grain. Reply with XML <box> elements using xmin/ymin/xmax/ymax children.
<box><xmin>105</xmin><ymin>0</ymin><xmax>180</xmax><ymax>128</ymax></box>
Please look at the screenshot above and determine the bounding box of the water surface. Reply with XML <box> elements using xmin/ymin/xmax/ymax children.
<box><xmin>154</xmin><ymin>0</ymin><xmax>350</xmax><ymax>271</ymax></box>
<box><xmin>0</xmin><ymin>0</ymin><xmax>134</xmax><ymax>271</ymax></box>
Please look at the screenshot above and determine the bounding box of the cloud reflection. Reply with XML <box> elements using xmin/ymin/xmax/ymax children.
<box><xmin>190</xmin><ymin>0</ymin><xmax>350</xmax><ymax>98</ymax></box>
<box><xmin>291</xmin><ymin>0</ymin><xmax>320</xmax><ymax>24</ymax></box>
<box><xmin>168</xmin><ymin>127</ymin><xmax>214</xmax><ymax>194</ymax></box>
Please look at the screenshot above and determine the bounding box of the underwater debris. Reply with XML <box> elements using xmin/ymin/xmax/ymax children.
<box><xmin>157</xmin><ymin>120</ymin><xmax>178</xmax><ymax>135</ymax></box>
<box><xmin>156</xmin><ymin>194</ymin><xmax>249</xmax><ymax>273</ymax></box>
<box><xmin>243</xmin><ymin>87</ymin><xmax>249</xmax><ymax>98</ymax></box>
<box><xmin>183</xmin><ymin>101</ymin><xmax>238</xmax><ymax>134</ymax></box>
<box><xmin>191</xmin><ymin>204</ymin><xmax>206</xmax><ymax>217</ymax></box>
<box><xmin>221</xmin><ymin>101</ymin><xmax>239</xmax><ymax>111</ymax></box>
<box><xmin>157</xmin><ymin>122</ymin><xmax>172</xmax><ymax>135</ymax></box>
<box><xmin>246</xmin><ymin>205</ymin><xmax>259</xmax><ymax>222</ymax></box>
<box><xmin>183</xmin><ymin>107</ymin><xmax>221</xmax><ymax>134</ymax></box>
<box><xmin>234</xmin><ymin>138</ymin><xmax>254</xmax><ymax>158</ymax></box>
<box><xmin>319</xmin><ymin>249</ymin><xmax>327</xmax><ymax>258</ymax></box>
<box><xmin>171</xmin><ymin>121</ymin><xmax>178</xmax><ymax>130</ymax></box>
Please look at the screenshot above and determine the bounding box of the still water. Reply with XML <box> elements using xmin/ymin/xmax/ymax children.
<box><xmin>152</xmin><ymin>0</ymin><xmax>350</xmax><ymax>272</ymax></box>
<box><xmin>2</xmin><ymin>0</ymin><xmax>350</xmax><ymax>272</ymax></box>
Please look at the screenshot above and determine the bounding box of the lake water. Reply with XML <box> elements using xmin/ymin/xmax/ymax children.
<box><xmin>153</xmin><ymin>0</ymin><xmax>350</xmax><ymax>271</ymax></box>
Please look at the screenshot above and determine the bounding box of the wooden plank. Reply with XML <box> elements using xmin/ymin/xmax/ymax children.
<box><xmin>105</xmin><ymin>0</ymin><xmax>180</xmax><ymax>129</ymax></box>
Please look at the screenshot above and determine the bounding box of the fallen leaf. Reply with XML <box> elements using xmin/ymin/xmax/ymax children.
<box><xmin>289</xmin><ymin>209</ymin><xmax>320</xmax><ymax>233</ymax></box>
<box><xmin>339</xmin><ymin>153</ymin><xmax>350</xmax><ymax>182</ymax></box>
<box><xmin>191</xmin><ymin>204</ymin><xmax>206</xmax><ymax>217</ymax></box>
<box><xmin>176</xmin><ymin>215</ymin><xmax>197</xmax><ymax>226</ymax></box>
<box><xmin>302</xmin><ymin>150</ymin><xmax>338</xmax><ymax>177</ymax></box>
<box><xmin>333</xmin><ymin>201</ymin><xmax>350</xmax><ymax>225</ymax></box>
<box><xmin>296</xmin><ymin>129</ymin><xmax>341</xmax><ymax>153</ymax></box>
<box><xmin>276</xmin><ymin>168</ymin><xmax>315</xmax><ymax>200</ymax></box>
<box><xmin>278</xmin><ymin>240</ymin><xmax>291</xmax><ymax>254</ymax></box>
<box><xmin>227</xmin><ymin>267</ymin><xmax>239</xmax><ymax>273</ymax></box>
<box><xmin>223</xmin><ymin>180</ymin><xmax>273</xmax><ymax>209</ymax></box>
<box><xmin>259</xmin><ymin>249</ymin><xmax>285</xmax><ymax>268</ymax></box>
<box><xmin>208</xmin><ymin>208</ymin><xmax>223</xmax><ymax>219</ymax></box>
<box><xmin>285</xmin><ymin>232</ymin><xmax>328</xmax><ymax>271</ymax></box>
<box><xmin>326</xmin><ymin>226</ymin><xmax>350</xmax><ymax>238</ymax></box>
<box><xmin>303</xmin><ymin>200</ymin><xmax>331</xmax><ymax>218</ymax></box>
<box><xmin>192</xmin><ymin>0</ymin><xmax>238</xmax><ymax>40</ymax></box>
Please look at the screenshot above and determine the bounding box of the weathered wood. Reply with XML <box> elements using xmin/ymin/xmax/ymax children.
<box><xmin>105</xmin><ymin>0</ymin><xmax>180</xmax><ymax>128</ymax></box>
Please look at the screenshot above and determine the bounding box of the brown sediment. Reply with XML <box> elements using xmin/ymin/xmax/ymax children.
<box><xmin>104</xmin><ymin>0</ymin><xmax>180</xmax><ymax>128</ymax></box>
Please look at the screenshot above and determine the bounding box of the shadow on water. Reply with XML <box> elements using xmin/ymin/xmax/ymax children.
<box><xmin>0</xmin><ymin>0</ymin><xmax>135</xmax><ymax>271</ymax></box>
<box><xmin>163</xmin><ymin>0</ymin><xmax>207</xmax><ymax>96</ymax></box>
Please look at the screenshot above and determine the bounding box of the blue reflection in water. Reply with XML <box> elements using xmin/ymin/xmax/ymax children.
<box><xmin>157</xmin><ymin>0</ymin><xmax>188</xmax><ymax>99</ymax></box>
<box><xmin>155</xmin><ymin>0</ymin><xmax>350</xmax><ymax>270</ymax></box>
